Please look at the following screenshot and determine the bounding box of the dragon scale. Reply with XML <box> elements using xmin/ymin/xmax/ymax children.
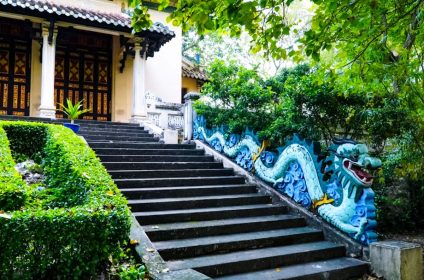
<box><xmin>254</xmin><ymin>144</ymin><xmax>324</xmax><ymax>202</ymax></box>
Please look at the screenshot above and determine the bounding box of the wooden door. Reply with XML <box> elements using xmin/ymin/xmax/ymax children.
<box><xmin>54</xmin><ymin>29</ymin><xmax>112</xmax><ymax>121</ymax></box>
<box><xmin>0</xmin><ymin>23</ymin><xmax>31</xmax><ymax>116</ymax></box>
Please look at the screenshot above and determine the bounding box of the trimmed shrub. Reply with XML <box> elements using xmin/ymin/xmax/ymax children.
<box><xmin>3</xmin><ymin>123</ymin><xmax>46</xmax><ymax>163</ymax></box>
<box><xmin>0</xmin><ymin>121</ymin><xmax>131</xmax><ymax>279</ymax></box>
<box><xmin>0</xmin><ymin>125</ymin><xmax>27</xmax><ymax>211</ymax></box>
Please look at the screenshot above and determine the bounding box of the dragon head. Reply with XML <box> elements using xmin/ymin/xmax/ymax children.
<box><xmin>327</xmin><ymin>139</ymin><xmax>382</xmax><ymax>200</ymax></box>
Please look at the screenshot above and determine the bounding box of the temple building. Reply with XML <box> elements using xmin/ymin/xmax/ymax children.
<box><xmin>181</xmin><ymin>56</ymin><xmax>207</xmax><ymax>103</ymax></box>
<box><xmin>0</xmin><ymin>0</ymin><xmax>181</xmax><ymax>123</ymax></box>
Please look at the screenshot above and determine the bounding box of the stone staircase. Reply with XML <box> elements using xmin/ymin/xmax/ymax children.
<box><xmin>79</xmin><ymin>122</ymin><xmax>369</xmax><ymax>279</ymax></box>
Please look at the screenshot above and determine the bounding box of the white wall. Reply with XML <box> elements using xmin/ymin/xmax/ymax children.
<box><xmin>145</xmin><ymin>10</ymin><xmax>182</xmax><ymax>104</ymax></box>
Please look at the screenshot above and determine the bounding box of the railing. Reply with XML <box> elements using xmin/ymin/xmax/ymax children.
<box><xmin>192</xmin><ymin>115</ymin><xmax>382</xmax><ymax>246</ymax></box>
<box><xmin>146</xmin><ymin>93</ymin><xmax>184</xmax><ymax>131</ymax></box>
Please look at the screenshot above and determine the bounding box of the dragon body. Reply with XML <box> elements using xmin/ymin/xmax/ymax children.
<box><xmin>255</xmin><ymin>143</ymin><xmax>325</xmax><ymax>202</ymax></box>
<box><xmin>193</xmin><ymin>116</ymin><xmax>381</xmax><ymax>245</ymax></box>
<box><xmin>194</xmin><ymin>119</ymin><xmax>261</xmax><ymax>171</ymax></box>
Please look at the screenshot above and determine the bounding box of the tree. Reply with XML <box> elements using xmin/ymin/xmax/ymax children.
<box><xmin>128</xmin><ymin>0</ymin><xmax>424</xmax><ymax>227</ymax></box>
<box><xmin>180</xmin><ymin>0</ymin><xmax>313</xmax><ymax>76</ymax></box>
<box><xmin>128</xmin><ymin>0</ymin><xmax>424</xmax><ymax>155</ymax></box>
<box><xmin>183</xmin><ymin>30</ymin><xmax>288</xmax><ymax>77</ymax></box>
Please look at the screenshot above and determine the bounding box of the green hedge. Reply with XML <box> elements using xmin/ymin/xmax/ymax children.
<box><xmin>4</xmin><ymin>123</ymin><xmax>47</xmax><ymax>163</ymax></box>
<box><xmin>0</xmin><ymin>125</ymin><xmax>27</xmax><ymax>211</ymax></box>
<box><xmin>0</xmin><ymin>121</ymin><xmax>131</xmax><ymax>279</ymax></box>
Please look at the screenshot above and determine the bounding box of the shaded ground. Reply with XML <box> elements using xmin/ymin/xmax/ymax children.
<box><xmin>381</xmin><ymin>230</ymin><xmax>424</xmax><ymax>248</ymax></box>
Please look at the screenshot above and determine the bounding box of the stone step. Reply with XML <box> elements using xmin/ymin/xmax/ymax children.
<box><xmin>215</xmin><ymin>257</ymin><xmax>369</xmax><ymax>280</ymax></box>
<box><xmin>109</xmin><ymin>168</ymin><xmax>233</xmax><ymax>179</ymax></box>
<box><xmin>120</xmin><ymin>184</ymin><xmax>258</xmax><ymax>199</ymax></box>
<box><xmin>79</xmin><ymin>123</ymin><xmax>142</xmax><ymax>129</ymax></box>
<box><xmin>76</xmin><ymin>119</ymin><xmax>369</xmax><ymax>279</ymax></box>
<box><xmin>79</xmin><ymin>127</ymin><xmax>149</xmax><ymax>133</ymax></box>
<box><xmin>74</xmin><ymin>120</ymin><xmax>139</xmax><ymax>127</ymax></box>
<box><xmin>103</xmin><ymin>161</ymin><xmax>223</xmax><ymax>171</ymax></box>
<box><xmin>78</xmin><ymin>130</ymin><xmax>150</xmax><ymax>136</ymax></box>
<box><xmin>128</xmin><ymin>193</ymin><xmax>270</xmax><ymax>212</ymax></box>
<box><xmin>157</xmin><ymin>227</ymin><xmax>324</xmax><ymax>260</ymax></box>
<box><xmin>115</xmin><ymin>176</ymin><xmax>246</xmax><ymax>188</ymax></box>
<box><xmin>98</xmin><ymin>154</ymin><xmax>215</xmax><ymax>163</ymax></box>
<box><xmin>85</xmin><ymin>137</ymin><xmax>159</xmax><ymax>143</ymax></box>
<box><xmin>78</xmin><ymin>131</ymin><xmax>154</xmax><ymax>141</ymax></box>
<box><xmin>144</xmin><ymin>214</ymin><xmax>306</xmax><ymax>242</ymax></box>
<box><xmin>80</xmin><ymin>126</ymin><xmax>145</xmax><ymax>133</ymax></box>
<box><xmin>82</xmin><ymin>135</ymin><xmax>156</xmax><ymax>142</ymax></box>
<box><xmin>167</xmin><ymin>241</ymin><xmax>346</xmax><ymax>277</ymax></box>
<box><xmin>93</xmin><ymin>148</ymin><xmax>204</xmax><ymax>156</ymax></box>
<box><xmin>134</xmin><ymin>204</ymin><xmax>286</xmax><ymax>225</ymax></box>
<box><xmin>89</xmin><ymin>141</ymin><xmax>162</xmax><ymax>145</ymax></box>
<box><xmin>87</xmin><ymin>142</ymin><xmax>196</xmax><ymax>149</ymax></box>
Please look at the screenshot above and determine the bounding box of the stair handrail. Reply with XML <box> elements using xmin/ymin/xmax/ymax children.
<box><xmin>192</xmin><ymin>115</ymin><xmax>382</xmax><ymax>246</ymax></box>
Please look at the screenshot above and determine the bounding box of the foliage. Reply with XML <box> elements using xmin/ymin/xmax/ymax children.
<box><xmin>183</xmin><ymin>30</ymin><xmax>293</xmax><ymax>77</ymax></box>
<box><xmin>302</xmin><ymin>1</ymin><xmax>424</xmax><ymax>204</ymax></box>
<box><xmin>0</xmin><ymin>121</ymin><xmax>131</xmax><ymax>279</ymax></box>
<box><xmin>195</xmin><ymin>60</ymin><xmax>274</xmax><ymax>135</ymax></box>
<box><xmin>3</xmin><ymin>123</ymin><xmax>46</xmax><ymax>163</ymax></box>
<box><xmin>0</xmin><ymin>125</ymin><xmax>27</xmax><ymax>211</ymax></box>
<box><xmin>127</xmin><ymin>0</ymin><xmax>153</xmax><ymax>30</ymax></box>
<box><xmin>130</xmin><ymin>0</ymin><xmax>424</xmax><ymax>181</ymax></box>
<box><xmin>130</xmin><ymin>0</ymin><xmax>301</xmax><ymax>60</ymax></box>
<box><xmin>197</xmin><ymin>61</ymin><xmax>406</xmax><ymax>146</ymax></box>
<box><xmin>374</xmin><ymin>133</ymin><xmax>424</xmax><ymax>230</ymax></box>
<box><xmin>58</xmin><ymin>99</ymin><xmax>90</xmax><ymax>123</ymax></box>
<box><xmin>117</xmin><ymin>264</ymin><xmax>146</xmax><ymax>280</ymax></box>
<box><xmin>42</xmin><ymin>124</ymin><xmax>119</xmax><ymax>208</ymax></box>
<box><xmin>264</xmin><ymin>64</ymin><xmax>368</xmax><ymax>145</ymax></box>
<box><xmin>197</xmin><ymin>60</ymin><xmax>423</xmax><ymax>230</ymax></box>
<box><xmin>112</xmin><ymin>247</ymin><xmax>147</xmax><ymax>280</ymax></box>
<box><xmin>126</xmin><ymin>0</ymin><xmax>424</xmax><ymax>232</ymax></box>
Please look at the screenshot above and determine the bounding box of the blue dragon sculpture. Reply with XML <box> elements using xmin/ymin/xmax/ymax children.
<box><xmin>193</xmin><ymin>116</ymin><xmax>382</xmax><ymax>245</ymax></box>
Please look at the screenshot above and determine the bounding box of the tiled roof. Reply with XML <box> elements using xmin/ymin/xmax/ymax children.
<box><xmin>0</xmin><ymin>0</ymin><xmax>175</xmax><ymax>37</ymax></box>
<box><xmin>182</xmin><ymin>57</ymin><xmax>208</xmax><ymax>81</ymax></box>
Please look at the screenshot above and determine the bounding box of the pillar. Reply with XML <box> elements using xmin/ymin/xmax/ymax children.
<box><xmin>131</xmin><ymin>40</ymin><xmax>148</xmax><ymax>123</ymax></box>
<box><xmin>183</xmin><ymin>92</ymin><xmax>200</xmax><ymax>140</ymax></box>
<box><xmin>39</xmin><ymin>22</ymin><xmax>57</xmax><ymax>118</ymax></box>
<box><xmin>370</xmin><ymin>241</ymin><xmax>423</xmax><ymax>280</ymax></box>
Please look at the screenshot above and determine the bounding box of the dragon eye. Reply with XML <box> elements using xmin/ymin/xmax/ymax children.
<box><xmin>350</xmin><ymin>154</ymin><xmax>359</xmax><ymax>161</ymax></box>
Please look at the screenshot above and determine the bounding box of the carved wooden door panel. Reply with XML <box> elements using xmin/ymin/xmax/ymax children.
<box><xmin>54</xmin><ymin>49</ymin><xmax>112</xmax><ymax>121</ymax></box>
<box><xmin>54</xmin><ymin>29</ymin><xmax>112</xmax><ymax>121</ymax></box>
<box><xmin>0</xmin><ymin>40</ymin><xmax>31</xmax><ymax>116</ymax></box>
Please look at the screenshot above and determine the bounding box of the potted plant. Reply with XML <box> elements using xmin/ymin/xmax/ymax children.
<box><xmin>58</xmin><ymin>99</ymin><xmax>90</xmax><ymax>133</ymax></box>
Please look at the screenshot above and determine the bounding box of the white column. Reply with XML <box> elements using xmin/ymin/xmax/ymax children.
<box><xmin>39</xmin><ymin>23</ymin><xmax>57</xmax><ymax>119</ymax></box>
<box><xmin>131</xmin><ymin>41</ymin><xmax>148</xmax><ymax>123</ymax></box>
<box><xmin>183</xmin><ymin>92</ymin><xmax>200</xmax><ymax>140</ymax></box>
